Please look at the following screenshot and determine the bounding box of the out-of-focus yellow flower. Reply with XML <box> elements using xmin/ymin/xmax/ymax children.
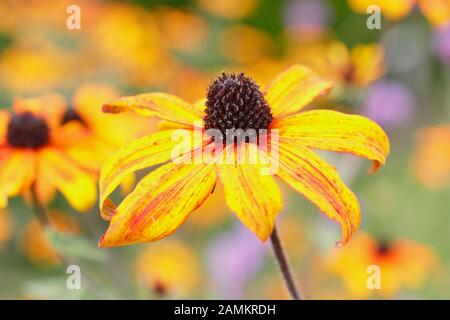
<box><xmin>197</xmin><ymin>0</ymin><xmax>259</xmax><ymax>20</ymax></box>
<box><xmin>0</xmin><ymin>0</ymin><xmax>101</xmax><ymax>32</ymax></box>
<box><xmin>167</xmin><ymin>68</ymin><xmax>212</xmax><ymax>103</ymax></box>
<box><xmin>411</xmin><ymin>124</ymin><xmax>450</xmax><ymax>189</ymax></box>
<box><xmin>89</xmin><ymin>3</ymin><xmax>174</xmax><ymax>87</ymax></box>
<box><xmin>220</xmin><ymin>25</ymin><xmax>274</xmax><ymax>65</ymax></box>
<box><xmin>328</xmin><ymin>233</ymin><xmax>437</xmax><ymax>298</ymax></box>
<box><xmin>22</xmin><ymin>211</ymin><xmax>80</xmax><ymax>267</ymax></box>
<box><xmin>154</xmin><ymin>7</ymin><xmax>207</xmax><ymax>54</ymax></box>
<box><xmin>63</xmin><ymin>83</ymin><xmax>150</xmax><ymax>176</ymax></box>
<box><xmin>348</xmin><ymin>0</ymin><xmax>415</xmax><ymax>20</ymax></box>
<box><xmin>0</xmin><ymin>210</ymin><xmax>12</xmax><ymax>250</ymax></box>
<box><xmin>0</xmin><ymin>45</ymin><xmax>74</xmax><ymax>94</ymax></box>
<box><xmin>418</xmin><ymin>0</ymin><xmax>450</xmax><ymax>28</ymax></box>
<box><xmin>135</xmin><ymin>240</ymin><xmax>199</xmax><ymax>297</ymax></box>
<box><xmin>292</xmin><ymin>41</ymin><xmax>385</xmax><ymax>88</ymax></box>
<box><xmin>0</xmin><ymin>94</ymin><xmax>97</xmax><ymax>211</ymax></box>
<box><xmin>348</xmin><ymin>0</ymin><xmax>450</xmax><ymax>27</ymax></box>
<box><xmin>98</xmin><ymin>65</ymin><xmax>389</xmax><ymax>248</ymax></box>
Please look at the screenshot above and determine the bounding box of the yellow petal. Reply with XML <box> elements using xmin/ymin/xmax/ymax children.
<box><xmin>37</xmin><ymin>148</ymin><xmax>97</xmax><ymax>212</ymax></box>
<box><xmin>99</xmin><ymin>162</ymin><xmax>216</xmax><ymax>247</ymax></box>
<box><xmin>0</xmin><ymin>150</ymin><xmax>35</xmax><ymax>208</ymax></box>
<box><xmin>276</xmin><ymin>141</ymin><xmax>360</xmax><ymax>246</ymax></box>
<box><xmin>265</xmin><ymin>65</ymin><xmax>333</xmax><ymax>118</ymax></box>
<box><xmin>217</xmin><ymin>143</ymin><xmax>283</xmax><ymax>241</ymax></box>
<box><xmin>103</xmin><ymin>92</ymin><xmax>203</xmax><ymax>127</ymax></box>
<box><xmin>273</xmin><ymin>110</ymin><xmax>390</xmax><ymax>173</ymax></box>
<box><xmin>99</xmin><ymin>130</ymin><xmax>196</xmax><ymax>220</ymax></box>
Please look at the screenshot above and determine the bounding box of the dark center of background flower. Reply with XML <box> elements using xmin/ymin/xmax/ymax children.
<box><xmin>7</xmin><ymin>112</ymin><xmax>50</xmax><ymax>149</ymax></box>
<box><xmin>204</xmin><ymin>72</ymin><xmax>272</xmax><ymax>141</ymax></box>
<box><xmin>376</xmin><ymin>240</ymin><xmax>391</xmax><ymax>255</ymax></box>
<box><xmin>61</xmin><ymin>108</ymin><xmax>87</xmax><ymax>126</ymax></box>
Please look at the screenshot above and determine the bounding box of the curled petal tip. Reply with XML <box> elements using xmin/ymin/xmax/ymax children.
<box><xmin>102</xmin><ymin>103</ymin><xmax>121</xmax><ymax>114</ymax></box>
<box><xmin>368</xmin><ymin>161</ymin><xmax>382</xmax><ymax>175</ymax></box>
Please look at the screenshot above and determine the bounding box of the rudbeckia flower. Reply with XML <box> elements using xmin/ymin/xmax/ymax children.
<box><xmin>328</xmin><ymin>233</ymin><xmax>437</xmax><ymax>298</ymax></box>
<box><xmin>61</xmin><ymin>83</ymin><xmax>150</xmax><ymax>176</ymax></box>
<box><xmin>292</xmin><ymin>41</ymin><xmax>385</xmax><ymax>88</ymax></box>
<box><xmin>0</xmin><ymin>94</ymin><xmax>97</xmax><ymax>211</ymax></box>
<box><xmin>98</xmin><ymin>65</ymin><xmax>389</xmax><ymax>248</ymax></box>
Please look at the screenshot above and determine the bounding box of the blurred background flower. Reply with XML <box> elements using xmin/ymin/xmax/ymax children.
<box><xmin>433</xmin><ymin>24</ymin><xmax>450</xmax><ymax>65</ymax></box>
<box><xmin>207</xmin><ymin>225</ymin><xmax>267</xmax><ymax>299</ymax></box>
<box><xmin>327</xmin><ymin>233</ymin><xmax>437</xmax><ymax>298</ymax></box>
<box><xmin>135</xmin><ymin>240</ymin><xmax>200</xmax><ymax>298</ymax></box>
<box><xmin>363</xmin><ymin>79</ymin><xmax>416</xmax><ymax>129</ymax></box>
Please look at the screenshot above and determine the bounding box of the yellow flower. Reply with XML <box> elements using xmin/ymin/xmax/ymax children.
<box><xmin>62</xmin><ymin>83</ymin><xmax>150</xmax><ymax>176</ymax></box>
<box><xmin>0</xmin><ymin>209</ymin><xmax>12</xmax><ymax>250</ymax></box>
<box><xmin>196</xmin><ymin>0</ymin><xmax>259</xmax><ymax>20</ymax></box>
<box><xmin>411</xmin><ymin>124</ymin><xmax>450</xmax><ymax>189</ymax></box>
<box><xmin>22</xmin><ymin>211</ymin><xmax>80</xmax><ymax>267</ymax></box>
<box><xmin>167</xmin><ymin>68</ymin><xmax>212</xmax><ymax>103</ymax></box>
<box><xmin>0</xmin><ymin>45</ymin><xmax>74</xmax><ymax>94</ymax></box>
<box><xmin>0</xmin><ymin>94</ymin><xmax>97</xmax><ymax>211</ymax></box>
<box><xmin>154</xmin><ymin>7</ymin><xmax>208</xmax><ymax>55</ymax></box>
<box><xmin>219</xmin><ymin>25</ymin><xmax>274</xmax><ymax>65</ymax></box>
<box><xmin>98</xmin><ymin>65</ymin><xmax>389</xmax><ymax>247</ymax></box>
<box><xmin>348</xmin><ymin>0</ymin><xmax>450</xmax><ymax>27</ymax></box>
<box><xmin>89</xmin><ymin>3</ymin><xmax>174</xmax><ymax>87</ymax></box>
<box><xmin>292</xmin><ymin>41</ymin><xmax>385</xmax><ymax>88</ymax></box>
<box><xmin>135</xmin><ymin>240</ymin><xmax>200</xmax><ymax>297</ymax></box>
<box><xmin>328</xmin><ymin>233</ymin><xmax>437</xmax><ymax>298</ymax></box>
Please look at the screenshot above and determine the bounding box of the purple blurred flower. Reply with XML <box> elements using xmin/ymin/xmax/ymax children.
<box><xmin>283</xmin><ymin>0</ymin><xmax>332</xmax><ymax>34</ymax></box>
<box><xmin>207</xmin><ymin>225</ymin><xmax>267</xmax><ymax>299</ymax></box>
<box><xmin>433</xmin><ymin>24</ymin><xmax>450</xmax><ymax>65</ymax></box>
<box><xmin>363</xmin><ymin>80</ymin><xmax>416</xmax><ymax>129</ymax></box>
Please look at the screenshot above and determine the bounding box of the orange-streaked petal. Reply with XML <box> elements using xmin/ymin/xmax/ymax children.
<box><xmin>275</xmin><ymin>141</ymin><xmax>360</xmax><ymax>246</ymax></box>
<box><xmin>273</xmin><ymin>110</ymin><xmax>390</xmax><ymax>173</ymax></box>
<box><xmin>0</xmin><ymin>150</ymin><xmax>35</xmax><ymax>208</ymax></box>
<box><xmin>265</xmin><ymin>65</ymin><xmax>333</xmax><ymax>118</ymax></box>
<box><xmin>37</xmin><ymin>148</ymin><xmax>96</xmax><ymax>212</ymax></box>
<box><xmin>99</xmin><ymin>130</ymin><xmax>195</xmax><ymax>220</ymax></box>
<box><xmin>103</xmin><ymin>92</ymin><xmax>203</xmax><ymax>127</ymax></box>
<box><xmin>99</xmin><ymin>162</ymin><xmax>216</xmax><ymax>247</ymax></box>
<box><xmin>217</xmin><ymin>143</ymin><xmax>283</xmax><ymax>241</ymax></box>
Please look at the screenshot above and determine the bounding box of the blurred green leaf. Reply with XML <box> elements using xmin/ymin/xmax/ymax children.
<box><xmin>44</xmin><ymin>229</ymin><xmax>107</xmax><ymax>263</ymax></box>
